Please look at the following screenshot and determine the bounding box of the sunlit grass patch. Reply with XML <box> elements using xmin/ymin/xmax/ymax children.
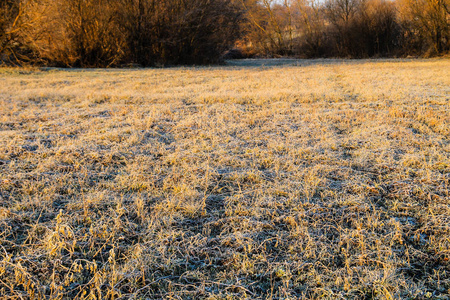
<box><xmin>0</xmin><ymin>59</ymin><xmax>449</xmax><ymax>299</ymax></box>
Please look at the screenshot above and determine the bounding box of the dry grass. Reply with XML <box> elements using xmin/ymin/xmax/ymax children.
<box><xmin>0</xmin><ymin>59</ymin><xmax>449</xmax><ymax>299</ymax></box>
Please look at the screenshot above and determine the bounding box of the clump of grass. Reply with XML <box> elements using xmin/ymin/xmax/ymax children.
<box><xmin>0</xmin><ymin>59</ymin><xmax>449</xmax><ymax>299</ymax></box>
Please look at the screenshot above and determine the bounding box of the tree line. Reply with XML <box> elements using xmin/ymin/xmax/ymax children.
<box><xmin>241</xmin><ymin>0</ymin><xmax>449</xmax><ymax>58</ymax></box>
<box><xmin>0</xmin><ymin>0</ymin><xmax>449</xmax><ymax>67</ymax></box>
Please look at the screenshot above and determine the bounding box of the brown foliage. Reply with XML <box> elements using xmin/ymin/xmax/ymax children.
<box><xmin>0</xmin><ymin>0</ymin><xmax>448</xmax><ymax>65</ymax></box>
<box><xmin>117</xmin><ymin>0</ymin><xmax>243</xmax><ymax>66</ymax></box>
<box><xmin>21</xmin><ymin>0</ymin><xmax>124</xmax><ymax>67</ymax></box>
<box><xmin>397</xmin><ymin>0</ymin><xmax>450</xmax><ymax>54</ymax></box>
<box><xmin>0</xmin><ymin>0</ymin><xmax>31</xmax><ymax>63</ymax></box>
<box><xmin>240</xmin><ymin>0</ymin><xmax>448</xmax><ymax>58</ymax></box>
<box><xmin>323</xmin><ymin>0</ymin><xmax>400</xmax><ymax>57</ymax></box>
<box><xmin>5</xmin><ymin>0</ymin><xmax>241</xmax><ymax>67</ymax></box>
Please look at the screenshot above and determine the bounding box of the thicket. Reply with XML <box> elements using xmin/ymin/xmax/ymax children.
<box><xmin>0</xmin><ymin>0</ymin><xmax>449</xmax><ymax>66</ymax></box>
<box><xmin>0</xmin><ymin>0</ymin><xmax>242</xmax><ymax>67</ymax></box>
<box><xmin>240</xmin><ymin>0</ymin><xmax>449</xmax><ymax>58</ymax></box>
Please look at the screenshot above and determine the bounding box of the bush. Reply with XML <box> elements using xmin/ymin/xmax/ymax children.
<box><xmin>16</xmin><ymin>0</ymin><xmax>242</xmax><ymax>67</ymax></box>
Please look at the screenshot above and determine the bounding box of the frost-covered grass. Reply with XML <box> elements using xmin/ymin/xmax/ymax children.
<box><xmin>0</xmin><ymin>59</ymin><xmax>449</xmax><ymax>299</ymax></box>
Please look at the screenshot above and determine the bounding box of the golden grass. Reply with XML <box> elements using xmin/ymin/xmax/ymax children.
<box><xmin>0</xmin><ymin>59</ymin><xmax>449</xmax><ymax>299</ymax></box>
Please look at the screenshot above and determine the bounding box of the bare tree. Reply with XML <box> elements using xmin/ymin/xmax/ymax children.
<box><xmin>398</xmin><ymin>0</ymin><xmax>450</xmax><ymax>54</ymax></box>
<box><xmin>21</xmin><ymin>0</ymin><xmax>125</xmax><ymax>67</ymax></box>
<box><xmin>0</xmin><ymin>0</ymin><xmax>33</xmax><ymax>64</ymax></box>
<box><xmin>295</xmin><ymin>0</ymin><xmax>329</xmax><ymax>56</ymax></box>
<box><xmin>2</xmin><ymin>0</ymin><xmax>447</xmax><ymax>65</ymax></box>
<box><xmin>19</xmin><ymin>0</ymin><xmax>242</xmax><ymax>67</ymax></box>
<box><xmin>239</xmin><ymin>0</ymin><xmax>296</xmax><ymax>55</ymax></box>
<box><xmin>324</xmin><ymin>0</ymin><xmax>362</xmax><ymax>56</ymax></box>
